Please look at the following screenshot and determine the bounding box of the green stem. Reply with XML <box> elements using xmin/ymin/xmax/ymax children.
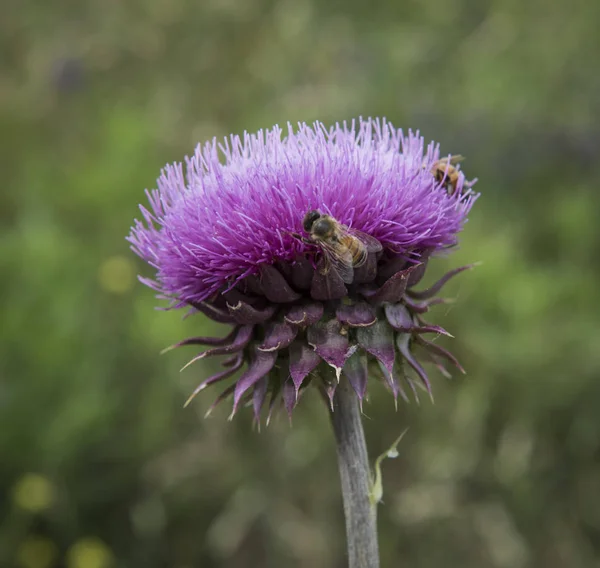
<box><xmin>330</xmin><ymin>381</ymin><xmax>380</xmax><ymax>568</ymax></box>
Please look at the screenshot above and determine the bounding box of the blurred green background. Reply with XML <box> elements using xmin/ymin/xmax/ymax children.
<box><xmin>3</xmin><ymin>1</ymin><xmax>600</xmax><ymax>567</ymax></box>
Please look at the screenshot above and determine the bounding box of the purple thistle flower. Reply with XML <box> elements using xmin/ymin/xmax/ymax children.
<box><xmin>128</xmin><ymin>117</ymin><xmax>478</xmax><ymax>421</ymax></box>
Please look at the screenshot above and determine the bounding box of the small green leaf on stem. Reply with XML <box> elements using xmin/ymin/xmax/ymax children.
<box><xmin>370</xmin><ymin>428</ymin><xmax>409</xmax><ymax>506</ymax></box>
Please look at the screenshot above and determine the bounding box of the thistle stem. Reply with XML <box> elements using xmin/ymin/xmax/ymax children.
<box><xmin>330</xmin><ymin>381</ymin><xmax>380</xmax><ymax>568</ymax></box>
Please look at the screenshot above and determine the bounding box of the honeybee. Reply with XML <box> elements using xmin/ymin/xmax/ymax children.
<box><xmin>431</xmin><ymin>155</ymin><xmax>465</xmax><ymax>195</ymax></box>
<box><xmin>296</xmin><ymin>210</ymin><xmax>382</xmax><ymax>284</ymax></box>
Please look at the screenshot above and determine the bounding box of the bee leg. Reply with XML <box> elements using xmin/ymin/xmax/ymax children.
<box><xmin>287</xmin><ymin>231</ymin><xmax>312</xmax><ymax>244</ymax></box>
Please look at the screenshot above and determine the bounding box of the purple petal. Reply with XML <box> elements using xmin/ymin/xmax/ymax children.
<box><xmin>336</xmin><ymin>302</ymin><xmax>377</xmax><ymax>327</ymax></box>
<box><xmin>266</xmin><ymin>380</ymin><xmax>282</xmax><ymax>426</ymax></box>
<box><xmin>289</xmin><ymin>341</ymin><xmax>322</xmax><ymax>393</ymax></box>
<box><xmin>282</xmin><ymin>377</ymin><xmax>297</xmax><ymax>417</ymax></box>
<box><xmin>252</xmin><ymin>375</ymin><xmax>269</xmax><ymax>423</ymax></box>
<box><xmin>385</xmin><ymin>304</ymin><xmax>452</xmax><ymax>336</ymax></box>
<box><xmin>191</xmin><ymin>301</ymin><xmax>235</xmax><ymax>324</ymax></box>
<box><xmin>408</xmin><ymin>264</ymin><xmax>477</xmax><ymax>300</ymax></box>
<box><xmin>240</xmin><ymin>274</ymin><xmax>264</xmax><ymax>296</ymax></box>
<box><xmin>310</xmin><ymin>258</ymin><xmax>347</xmax><ymax>301</ymax></box>
<box><xmin>324</xmin><ymin>380</ymin><xmax>338</xmax><ymax>411</ymax></box>
<box><xmin>180</xmin><ymin>325</ymin><xmax>254</xmax><ymax>371</ymax></box>
<box><xmin>352</xmin><ymin>253</ymin><xmax>378</xmax><ymax>284</ymax></box>
<box><xmin>412</xmin><ymin>324</ymin><xmax>453</xmax><ymax>337</ymax></box>
<box><xmin>284</xmin><ymin>302</ymin><xmax>324</xmax><ymax>327</ymax></box>
<box><xmin>406</xmin><ymin>249</ymin><xmax>434</xmax><ymax>288</ymax></box>
<box><xmin>209</xmin><ymin>293</ymin><xmax>230</xmax><ymax>311</ymax></box>
<box><xmin>343</xmin><ymin>350</ymin><xmax>368</xmax><ymax>402</ymax></box>
<box><xmin>184</xmin><ymin>354</ymin><xmax>244</xmax><ymax>408</ymax></box>
<box><xmin>227</xmin><ymin>301</ymin><xmax>277</xmax><ymax>324</ymax></box>
<box><xmin>384</xmin><ymin>303</ymin><xmax>414</xmax><ymax>331</ymax></box>
<box><xmin>377</xmin><ymin>255</ymin><xmax>409</xmax><ymax>285</ymax></box>
<box><xmin>318</xmin><ymin>372</ymin><xmax>338</xmax><ymax>412</ymax></box>
<box><xmin>161</xmin><ymin>327</ymin><xmax>238</xmax><ymax>353</ymax></box>
<box><xmin>361</xmin><ymin>265</ymin><xmax>419</xmax><ymax>304</ymax></box>
<box><xmin>222</xmin><ymin>354</ymin><xmax>241</xmax><ymax>367</ymax></box>
<box><xmin>259</xmin><ymin>265</ymin><xmax>302</xmax><ymax>303</ymax></box>
<box><xmin>258</xmin><ymin>322</ymin><xmax>298</xmax><ymax>352</ymax></box>
<box><xmin>231</xmin><ymin>350</ymin><xmax>278</xmax><ymax>416</ymax></box>
<box><xmin>396</xmin><ymin>333</ymin><xmax>431</xmax><ymax>393</ymax></box>
<box><xmin>376</xmin><ymin>360</ymin><xmax>409</xmax><ymax>404</ymax></box>
<box><xmin>421</xmin><ymin>350</ymin><xmax>452</xmax><ymax>379</ymax></box>
<box><xmin>416</xmin><ymin>336</ymin><xmax>465</xmax><ymax>373</ymax></box>
<box><xmin>223</xmin><ymin>288</ymin><xmax>260</xmax><ymax>307</ymax></box>
<box><xmin>274</xmin><ymin>260</ymin><xmax>294</xmax><ymax>283</ymax></box>
<box><xmin>356</xmin><ymin>320</ymin><xmax>395</xmax><ymax>375</ymax></box>
<box><xmin>204</xmin><ymin>384</ymin><xmax>236</xmax><ymax>418</ymax></box>
<box><xmin>405</xmin><ymin>375</ymin><xmax>421</xmax><ymax>404</ymax></box>
<box><xmin>290</xmin><ymin>256</ymin><xmax>314</xmax><ymax>290</ymax></box>
<box><xmin>306</xmin><ymin>319</ymin><xmax>353</xmax><ymax>379</ymax></box>
<box><xmin>403</xmin><ymin>295</ymin><xmax>450</xmax><ymax>314</ymax></box>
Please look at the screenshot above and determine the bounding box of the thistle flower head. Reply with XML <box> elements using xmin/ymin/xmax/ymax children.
<box><xmin>128</xmin><ymin>117</ymin><xmax>478</xmax><ymax>421</ymax></box>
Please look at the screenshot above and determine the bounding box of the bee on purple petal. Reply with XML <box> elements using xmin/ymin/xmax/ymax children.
<box><xmin>292</xmin><ymin>210</ymin><xmax>382</xmax><ymax>284</ymax></box>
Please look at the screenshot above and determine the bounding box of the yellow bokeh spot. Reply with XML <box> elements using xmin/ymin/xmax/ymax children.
<box><xmin>17</xmin><ymin>536</ymin><xmax>58</xmax><ymax>568</ymax></box>
<box><xmin>12</xmin><ymin>474</ymin><xmax>55</xmax><ymax>513</ymax></box>
<box><xmin>66</xmin><ymin>538</ymin><xmax>114</xmax><ymax>568</ymax></box>
<box><xmin>98</xmin><ymin>255</ymin><xmax>135</xmax><ymax>294</ymax></box>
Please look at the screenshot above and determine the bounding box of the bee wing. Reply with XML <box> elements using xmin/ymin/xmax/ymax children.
<box><xmin>318</xmin><ymin>241</ymin><xmax>355</xmax><ymax>284</ymax></box>
<box><xmin>348</xmin><ymin>229</ymin><xmax>383</xmax><ymax>254</ymax></box>
<box><xmin>438</xmin><ymin>155</ymin><xmax>464</xmax><ymax>166</ymax></box>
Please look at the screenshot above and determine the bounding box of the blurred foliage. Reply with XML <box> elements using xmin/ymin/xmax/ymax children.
<box><xmin>2</xmin><ymin>0</ymin><xmax>600</xmax><ymax>567</ymax></box>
